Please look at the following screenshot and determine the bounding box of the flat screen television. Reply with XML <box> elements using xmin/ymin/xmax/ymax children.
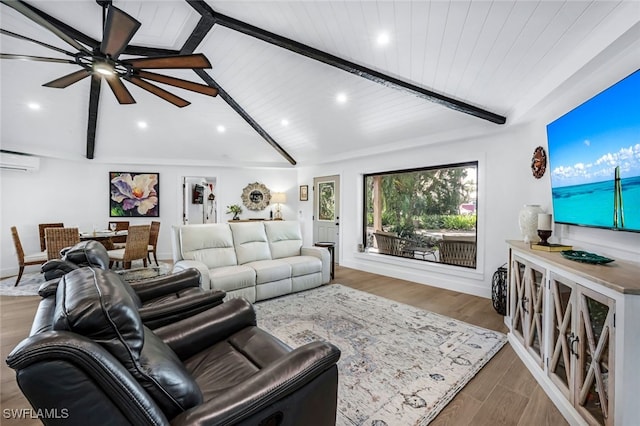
<box><xmin>546</xmin><ymin>69</ymin><xmax>640</xmax><ymax>233</ymax></box>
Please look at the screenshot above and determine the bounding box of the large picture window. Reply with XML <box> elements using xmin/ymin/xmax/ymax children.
<box><xmin>363</xmin><ymin>162</ymin><xmax>478</xmax><ymax>268</ymax></box>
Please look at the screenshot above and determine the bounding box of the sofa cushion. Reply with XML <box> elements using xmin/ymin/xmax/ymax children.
<box><xmin>264</xmin><ymin>221</ymin><xmax>303</xmax><ymax>259</ymax></box>
<box><xmin>209</xmin><ymin>265</ymin><xmax>256</xmax><ymax>292</ymax></box>
<box><xmin>180</xmin><ymin>224</ymin><xmax>238</xmax><ymax>269</ymax></box>
<box><xmin>53</xmin><ymin>268</ymin><xmax>144</xmax><ymax>361</ymax></box>
<box><xmin>230</xmin><ymin>222</ymin><xmax>272</xmax><ymax>264</ymax></box>
<box><xmin>53</xmin><ymin>267</ymin><xmax>203</xmax><ymax>419</ymax></box>
<box><xmin>279</xmin><ymin>255</ymin><xmax>322</xmax><ymax>276</ymax></box>
<box><xmin>245</xmin><ymin>259</ymin><xmax>291</xmax><ymax>285</ymax></box>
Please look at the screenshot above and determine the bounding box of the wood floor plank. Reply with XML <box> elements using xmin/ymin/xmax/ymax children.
<box><xmin>469</xmin><ymin>384</ymin><xmax>530</xmax><ymax>425</ymax></box>
<box><xmin>0</xmin><ymin>265</ymin><xmax>566</xmax><ymax>425</ymax></box>
<box><xmin>518</xmin><ymin>385</ymin><xmax>568</xmax><ymax>425</ymax></box>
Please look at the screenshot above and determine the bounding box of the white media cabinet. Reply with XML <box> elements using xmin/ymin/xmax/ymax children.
<box><xmin>506</xmin><ymin>241</ymin><xmax>640</xmax><ymax>425</ymax></box>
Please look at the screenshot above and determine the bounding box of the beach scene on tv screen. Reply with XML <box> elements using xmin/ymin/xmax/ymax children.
<box><xmin>547</xmin><ymin>70</ymin><xmax>640</xmax><ymax>231</ymax></box>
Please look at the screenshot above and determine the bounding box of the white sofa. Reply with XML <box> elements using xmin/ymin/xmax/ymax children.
<box><xmin>171</xmin><ymin>221</ymin><xmax>330</xmax><ymax>303</ymax></box>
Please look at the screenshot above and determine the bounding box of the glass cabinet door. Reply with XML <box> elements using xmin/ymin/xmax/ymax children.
<box><xmin>510</xmin><ymin>255</ymin><xmax>545</xmax><ymax>367</ymax></box>
<box><xmin>511</xmin><ymin>257</ymin><xmax>527</xmax><ymax>344</ymax></box>
<box><xmin>548</xmin><ymin>273</ymin><xmax>576</xmax><ymax>400</ymax></box>
<box><xmin>576</xmin><ymin>286</ymin><xmax>614</xmax><ymax>426</ymax></box>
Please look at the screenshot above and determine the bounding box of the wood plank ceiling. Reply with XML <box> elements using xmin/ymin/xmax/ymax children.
<box><xmin>0</xmin><ymin>0</ymin><xmax>636</xmax><ymax>167</ymax></box>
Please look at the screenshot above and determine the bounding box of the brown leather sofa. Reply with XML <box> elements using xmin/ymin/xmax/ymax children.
<box><xmin>39</xmin><ymin>240</ymin><xmax>225</xmax><ymax>328</ymax></box>
<box><xmin>7</xmin><ymin>267</ymin><xmax>341</xmax><ymax>425</ymax></box>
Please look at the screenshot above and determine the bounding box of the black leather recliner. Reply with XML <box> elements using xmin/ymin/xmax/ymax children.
<box><xmin>39</xmin><ymin>240</ymin><xmax>225</xmax><ymax>328</ymax></box>
<box><xmin>7</xmin><ymin>267</ymin><xmax>341</xmax><ymax>425</ymax></box>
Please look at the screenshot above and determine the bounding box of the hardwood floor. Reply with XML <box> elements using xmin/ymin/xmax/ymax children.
<box><xmin>0</xmin><ymin>266</ymin><xmax>567</xmax><ymax>425</ymax></box>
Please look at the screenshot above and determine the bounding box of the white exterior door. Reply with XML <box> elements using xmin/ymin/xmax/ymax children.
<box><xmin>313</xmin><ymin>175</ymin><xmax>340</xmax><ymax>261</ymax></box>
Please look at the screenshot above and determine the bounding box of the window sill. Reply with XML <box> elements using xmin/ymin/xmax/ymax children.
<box><xmin>352</xmin><ymin>250</ymin><xmax>484</xmax><ymax>280</ymax></box>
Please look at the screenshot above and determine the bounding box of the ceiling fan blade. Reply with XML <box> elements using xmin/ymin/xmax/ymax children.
<box><xmin>1</xmin><ymin>0</ymin><xmax>91</xmax><ymax>54</ymax></box>
<box><xmin>0</xmin><ymin>28</ymin><xmax>76</xmax><ymax>57</ymax></box>
<box><xmin>101</xmin><ymin>5</ymin><xmax>141</xmax><ymax>60</ymax></box>
<box><xmin>136</xmin><ymin>70</ymin><xmax>218</xmax><ymax>97</ymax></box>
<box><xmin>0</xmin><ymin>53</ymin><xmax>75</xmax><ymax>64</ymax></box>
<box><xmin>126</xmin><ymin>76</ymin><xmax>190</xmax><ymax>107</ymax></box>
<box><xmin>105</xmin><ymin>76</ymin><xmax>135</xmax><ymax>104</ymax></box>
<box><xmin>126</xmin><ymin>53</ymin><xmax>211</xmax><ymax>70</ymax></box>
<box><xmin>43</xmin><ymin>69</ymin><xmax>91</xmax><ymax>88</ymax></box>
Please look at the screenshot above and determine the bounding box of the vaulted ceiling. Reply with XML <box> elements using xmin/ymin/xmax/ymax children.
<box><xmin>1</xmin><ymin>1</ymin><xmax>638</xmax><ymax>167</ymax></box>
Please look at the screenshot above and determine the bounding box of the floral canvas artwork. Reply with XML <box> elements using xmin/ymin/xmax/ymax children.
<box><xmin>110</xmin><ymin>172</ymin><xmax>159</xmax><ymax>217</ymax></box>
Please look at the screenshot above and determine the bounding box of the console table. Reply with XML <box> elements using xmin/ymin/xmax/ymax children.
<box><xmin>506</xmin><ymin>240</ymin><xmax>640</xmax><ymax>425</ymax></box>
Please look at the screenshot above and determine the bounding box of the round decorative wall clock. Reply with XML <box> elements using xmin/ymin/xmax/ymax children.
<box><xmin>531</xmin><ymin>146</ymin><xmax>547</xmax><ymax>179</ymax></box>
<box><xmin>241</xmin><ymin>182</ymin><xmax>271</xmax><ymax>210</ymax></box>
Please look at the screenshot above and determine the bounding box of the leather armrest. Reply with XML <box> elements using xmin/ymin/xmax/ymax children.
<box><xmin>6</xmin><ymin>331</ymin><xmax>169</xmax><ymax>425</ymax></box>
<box><xmin>41</xmin><ymin>259</ymin><xmax>78</xmax><ymax>281</ymax></box>
<box><xmin>138</xmin><ymin>290</ymin><xmax>226</xmax><ymax>329</ymax></box>
<box><xmin>154</xmin><ymin>298</ymin><xmax>255</xmax><ymax>360</ymax></box>
<box><xmin>37</xmin><ymin>278</ymin><xmax>62</xmax><ymax>298</ymax></box>
<box><xmin>170</xmin><ymin>341</ymin><xmax>341</xmax><ymax>426</ymax></box>
<box><xmin>130</xmin><ymin>268</ymin><xmax>202</xmax><ymax>302</ymax></box>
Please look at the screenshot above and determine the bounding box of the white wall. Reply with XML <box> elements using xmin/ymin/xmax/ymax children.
<box><xmin>297</xmin><ymin>119</ymin><xmax>639</xmax><ymax>298</ymax></box>
<box><xmin>1</xmin><ymin>159</ymin><xmax>297</xmax><ymax>277</ymax></box>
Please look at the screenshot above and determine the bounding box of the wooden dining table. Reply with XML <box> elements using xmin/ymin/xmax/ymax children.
<box><xmin>79</xmin><ymin>230</ymin><xmax>128</xmax><ymax>250</ymax></box>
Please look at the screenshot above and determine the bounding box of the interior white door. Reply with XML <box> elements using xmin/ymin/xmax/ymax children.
<box><xmin>182</xmin><ymin>176</ymin><xmax>217</xmax><ymax>224</ymax></box>
<box><xmin>313</xmin><ymin>175</ymin><xmax>340</xmax><ymax>261</ymax></box>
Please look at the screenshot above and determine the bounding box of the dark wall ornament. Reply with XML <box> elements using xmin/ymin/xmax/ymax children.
<box><xmin>531</xmin><ymin>146</ymin><xmax>547</xmax><ymax>179</ymax></box>
<box><xmin>241</xmin><ymin>182</ymin><xmax>271</xmax><ymax>211</ymax></box>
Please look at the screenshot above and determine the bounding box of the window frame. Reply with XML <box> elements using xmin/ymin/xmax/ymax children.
<box><xmin>362</xmin><ymin>161</ymin><xmax>479</xmax><ymax>267</ymax></box>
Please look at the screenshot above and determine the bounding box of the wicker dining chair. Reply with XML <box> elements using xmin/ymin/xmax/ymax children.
<box><xmin>107</xmin><ymin>225</ymin><xmax>150</xmax><ymax>269</ymax></box>
<box><xmin>147</xmin><ymin>221</ymin><xmax>160</xmax><ymax>266</ymax></box>
<box><xmin>45</xmin><ymin>227</ymin><xmax>80</xmax><ymax>260</ymax></box>
<box><xmin>10</xmin><ymin>226</ymin><xmax>48</xmax><ymax>286</ymax></box>
<box><xmin>108</xmin><ymin>221</ymin><xmax>129</xmax><ymax>247</ymax></box>
<box><xmin>38</xmin><ymin>223</ymin><xmax>64</xmax><ymax>251</ymax></box>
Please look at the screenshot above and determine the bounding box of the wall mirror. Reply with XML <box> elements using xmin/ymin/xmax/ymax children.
<box><xmin>241</xmin><ymin>182</ymin><xmax>271</xmax><ymax>211</ymax></box>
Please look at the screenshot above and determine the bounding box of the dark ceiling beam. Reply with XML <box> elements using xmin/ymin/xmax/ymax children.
<box><xmin>86</xmin><ymin>74</ymin><xmax>101</xmax><ymax>159</ymax></box>
<box><xmin>188</xmin><ymin>0</ymin><xmax>506</xmax><ymax>125</ymax></box>
<box><xmin>183</xmin><ymin>3</ymin><xmax>296</xmax><ymax>165</ymax></box>
<box><xmin>194</xmin><ymin>69</ymin><xmax>297</xmax><ymax>166</ymax></box>
<box><xmin>181</xmin><ymin>15</ymin><xmax>215</xmax><ymax>54</ymax></box>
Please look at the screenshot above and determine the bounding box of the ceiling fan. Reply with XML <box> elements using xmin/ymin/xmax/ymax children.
<box><xmin>0</xmin><ymin>0</ymin><xmax>218</xmax><ymax>107</ymax></box>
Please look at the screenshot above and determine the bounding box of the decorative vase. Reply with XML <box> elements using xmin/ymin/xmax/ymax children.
<box><xmin>518</xmin><ymin>204</ymin><xmax>543</xmax><ymax>243</ymax></box>
<box><xmin>232</xmin><ymin>213</ymin><xmax>239</xmax><ymax>220</ymax></box>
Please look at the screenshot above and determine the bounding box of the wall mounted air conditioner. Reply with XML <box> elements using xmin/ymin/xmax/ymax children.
<box><xmin>0</xmin><ymin>152</ymin><xmax>40</xmax><ymax>172</ymax></box>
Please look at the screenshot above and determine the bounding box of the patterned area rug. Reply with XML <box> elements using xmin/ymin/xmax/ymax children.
<box><xmin>254</xmin><ymin>285</ymin><xmax>506</xmax><ymax>425</ymax></box>
<box><xmin>0</xmin><ymin>262</ymin><xmax>171</xmax><ymax>296</ymax></box>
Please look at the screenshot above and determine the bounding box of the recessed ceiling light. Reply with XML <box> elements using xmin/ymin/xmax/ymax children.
<box><xmin>137</xmin><ymin>121</ymin><xmax>148</xmax><ymax>129</ymax></box>
<box><xmin>376</xmin><ymin>32</ymin><xmax>390</xmax><ymax>46</ymax></box>
<box><xmin>27</xmin><ymin>102</ymin><xmax>41</xmax><ymax>110</ymax></box>
<box><xmin>281</xmin><ymin>119</ymin><xmax>289</xmax><ymax>126</ymax></box>
<box><xmin>336</xmin><ymin>93</ymin><xmax>348</xmax><ymax>104</ymax></box>
<box><xmin>217</xmin><ymin>125</ymin><xmax>226</xmax><ymax>133</ymax></box>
